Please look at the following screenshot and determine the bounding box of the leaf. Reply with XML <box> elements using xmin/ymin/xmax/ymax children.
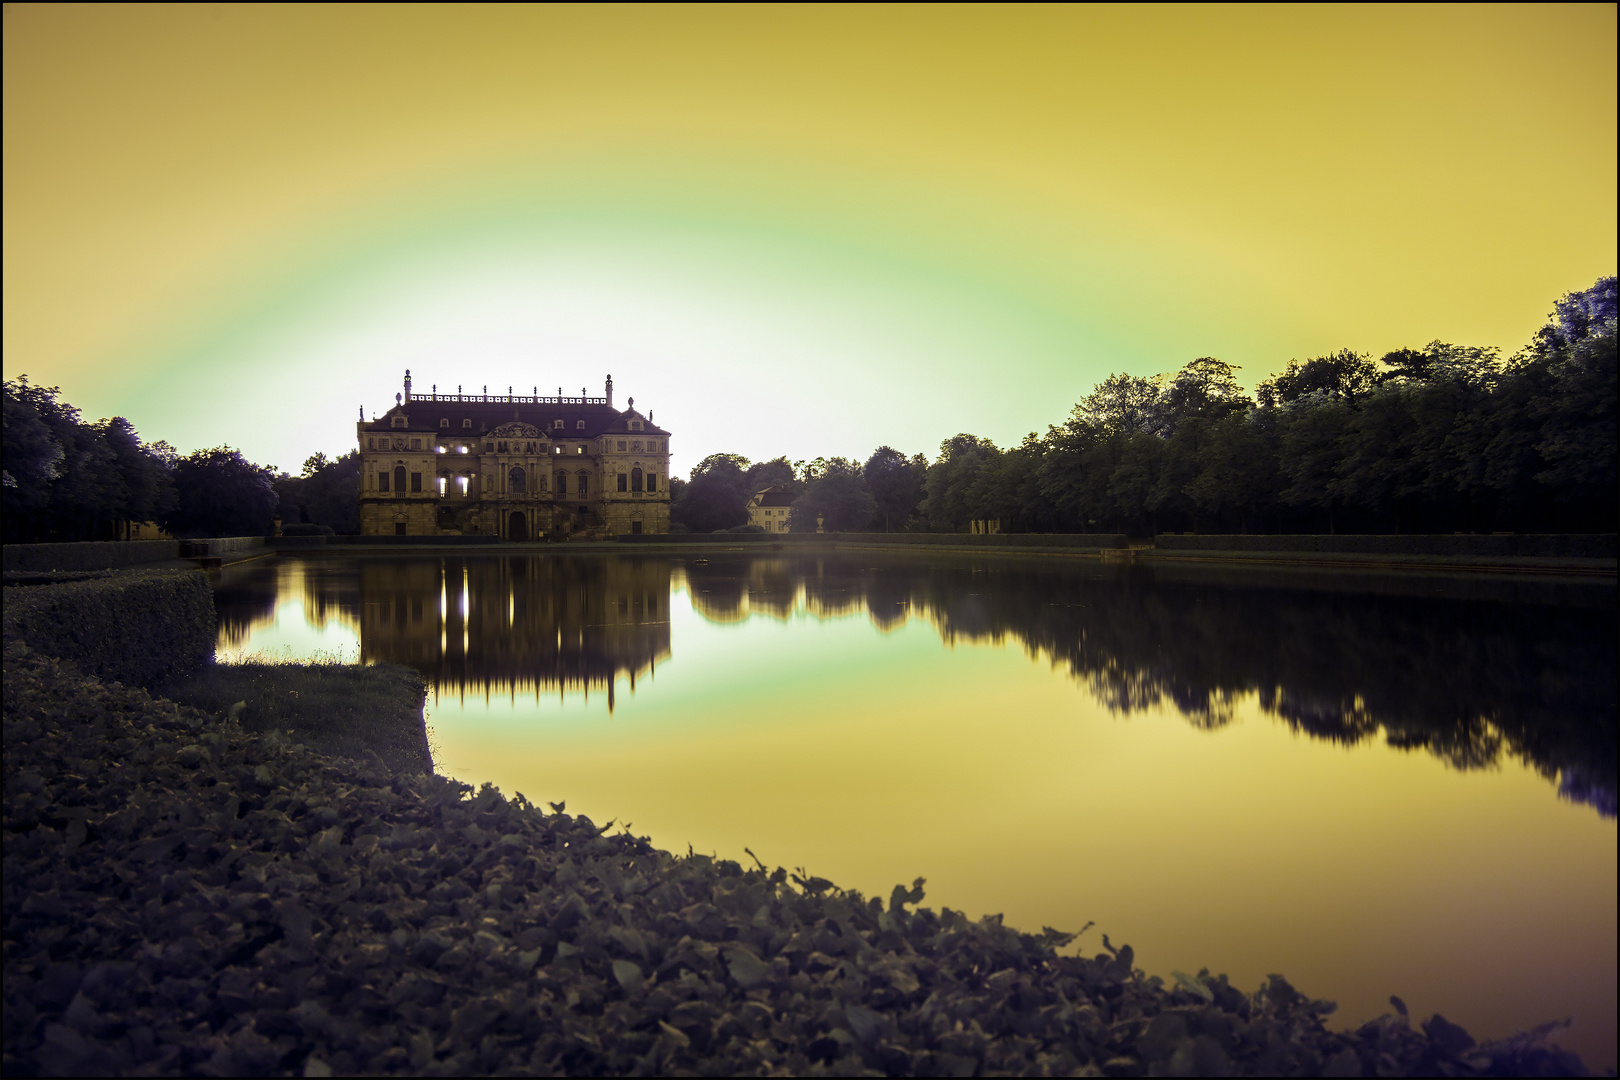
<box><xmin>845</xmin><ymin>1003</ymin><xmax>884</xmax><ymax>1045</ymax></box>
<box><xmin>1172</xmin><ymin>970</ymin><xmax>1215</xmax><ymax>1002</ymax></box>
<box><xmin>723</xmin><ymin>945</ymin><xmax>770</xmax><ymax>989</ymax></box>
<box><xmin>1389</xmin><ymin>994</ymin><xmax>1408</xmax><ymax>1018</ymax></box>
<box><xmin>611</xmin><ymin>959</ymin><xmax>644</xmax><ymax>993</ymax></box>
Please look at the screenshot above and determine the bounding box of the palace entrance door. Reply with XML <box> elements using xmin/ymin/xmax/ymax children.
<box><xmin>509</xmin><ymin>512</ymin><xmax>528</xmax><ymax>542</ymax></box>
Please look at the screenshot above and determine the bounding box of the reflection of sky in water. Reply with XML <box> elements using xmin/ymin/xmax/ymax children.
<box><xmin>212</xmin><ymin>555</ymin><xmax>1617</xmax><ymax>1070</ymax></box>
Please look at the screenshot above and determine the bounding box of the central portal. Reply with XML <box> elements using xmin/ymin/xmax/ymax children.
<box><xmin>509</xmin><ymin>512</ymin><xmax>528</xmax><ymax>542</ymax></box>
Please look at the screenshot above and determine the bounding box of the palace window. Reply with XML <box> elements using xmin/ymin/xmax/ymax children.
<box><xmin>647</xmin><ymin>472</ymin><xmax>657</xmax><ymax>492</ymax></box>
<box><xmin>378</xmin><ymin>471</ymin><xmax>390</xmax><ymax>492</ymax></box>
<box><xmin>617</xmin><ymin>473</ymin><xmax>627</xmax><ymax>492</ymax></box>
<box><xmin>553</xmin><ymin>419</ymin><xmax>565</xmax><ymax>430</ymax></box>
<box><xmin>492</xmin><ymin>442</ymin><xmax>501</xmax><ymax>452</ymax></box>
<box><xmin>509</xmin><ymin>467</ymin><xmax>526</xmax><ymax>494</ymax></box>
<box><xmin>617</xmin><ymin>440</ymin><xmax>627</xmax><ymax>452</ymax></box>
<box><xmin>457</xmin><ymin>476</ymin><xmax>470</xmax><ymax>495</ymax></box>
<box><xmin>438</xmin><ymin>473</ymin><xmax>448</xmax><ymax>496</ymax></box>
<box><xmin>631</xmin><ymin>466</ymin><xmax>643</xmax><ymax>492</ymax></box>
<box><xmin>577</xmin><ymin>472</ymin><xmax>588</xmax><ymax>495</ymax></box>
<box><xmin>576</xmin><ymin>445</ymin><xmax>584</xmax><ymax>455</ymax></box>
<box><xmin>458</xmin><ymin>445</ymin><xmax>468</xmax><ymax>454</ymax></box>
<box><xmin>394</xmin><ymin>466</ymin><xmax>406</xmax><ymax>492</ymax></box>
<box><xmin>367</xmin><ymin>438</ymin><xmax>375</xmax><ymax>449</ymax></box>
<box><xmin>440</xmin><ymin>418</ymin><xmax>449</xmax><ymax>428</ymax></box>
<box><xmin>462</xmin><ymin>419</ymin><xmax>473</xmax><ymax>429</ymax></box>
<box><xmin>411</xmin><ymin>471</ymin><xmax>422</xmax><ymax>492</ymax></box>
<box><xmin>630</xmin><ymin>420</ymin><xmax>643</xmax><ymax>431</ymax></box>
<box><xmin>557</xmin><ymin>473</ymin><xmax>567</xmax><ymax>495</ymax></box>
<box><xmin>411</xmin><ymin>438</ymin><xmax>421</xmax><ymax>450</ymax></box>
<box><xmin>392</xmin><ymin>416</ymin><xmax>407</xmax><ymax>427</ymax></box>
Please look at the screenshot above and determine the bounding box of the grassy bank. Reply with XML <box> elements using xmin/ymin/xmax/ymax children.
<box><xmin>2</xmin><ymin>640</ymin><xmax>1592</xmax><ymax>1077</ymax></box>
<box><xmin>158</xmin><ymin>656</ymin><xmax>431</xmax><ymax>777</ymax></box>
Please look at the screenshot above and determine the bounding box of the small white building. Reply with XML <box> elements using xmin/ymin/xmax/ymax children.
<box><xmin>747</xmin><ymin>488</ymin><xmax>796</xmax><ymax>532</ymax></box>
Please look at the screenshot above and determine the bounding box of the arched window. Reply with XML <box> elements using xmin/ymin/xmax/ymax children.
<box><xmin>631</xmin><ymin>466</ymin><xmax>643</xmax><ymax>492</ymax></box>
<box><xmin>576</xmin><ymin>472</ymin><xmax>588</xmax><ymax>495</ymax></box>
<box><xmin>394</xmin><ymin>465</ymin><xmax>407</xmax><ymax>493</ymax></box>
<box><xmin>509</xmin><ymin>466</ymin><xmax>526</xmax><ymax>494</ymax></box>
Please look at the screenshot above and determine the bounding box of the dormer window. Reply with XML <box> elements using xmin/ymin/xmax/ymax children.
<box><xmin>553</xmin><ymin>419</ymin><xmax>564</xmax><ymax>430</ymax></box>
<box><xmin>576</xmin><ymin>420</ymin><xmax>585</xmax><ymax>430</ymax></box>
<box><xmin>392</xmin><ymin>416</ymin><xmax>407</xmax><ymax>428</ymax></box>
<box><xmin>440</xmin><ymin>418</ymin><xmax>449</xmax><ymax>428</ymax></box>
<box><xmin>629</xmin><ymin>420</ymin><xmax>643</xmax><ymax>431</ymax></box>
<box><xmin>462</xmin><ymin>418</ymin><xmax>473</xmax><ymax>429</ymax></box>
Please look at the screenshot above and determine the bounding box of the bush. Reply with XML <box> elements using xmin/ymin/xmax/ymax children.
<box><xmin>2</xmin><ymin>569</ymin><xmax>215</xmax><ymax>687</ymax></box>
<box><xmin>722</xmin><ymin>524</ymin><xmax>768</xmax><ymax>534</ymax></box>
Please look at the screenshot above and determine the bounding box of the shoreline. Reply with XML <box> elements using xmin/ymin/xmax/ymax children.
<box><xmin>291</xmin><ymin>540</ymin><xmax>1618</xmax><ymax>580</ymax></box>
<box><xmin>2</xmin><ymin>641</ymin><xmax>1594</xmax><ymax>1077</ymax></box>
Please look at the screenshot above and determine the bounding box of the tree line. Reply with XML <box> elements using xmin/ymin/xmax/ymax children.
<box><xmin>2</xmin><ymin>377</ymin><xmax>364</xmax><ymax>542</ymax></box>
<box><xmin>673</xmin><ymin>276</ymin><xmax>1616</xmax><ymax>535</ymax></box>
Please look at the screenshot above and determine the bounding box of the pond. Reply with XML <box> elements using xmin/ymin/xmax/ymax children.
<box><xmin>211</xmin><ymin>550</ymin><xmax>1617</xmax><ymax>1069</ymax></box>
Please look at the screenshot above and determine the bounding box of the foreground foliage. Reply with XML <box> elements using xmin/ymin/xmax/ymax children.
<box><xmin>2</xmin><ymin>644</ymin><xmax>1589</xmax><ymax>1076</ymax></box>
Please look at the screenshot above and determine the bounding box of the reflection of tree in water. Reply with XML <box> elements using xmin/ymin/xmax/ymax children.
<box><xmin>212</xmin><ymin>558</ymin><xmax>360</xmax><ymax>653</ymax></box>
<box><xmin>682</xmin><ymin>556</ymin><xmax>1617</xmax><ymax>817</ymax></box>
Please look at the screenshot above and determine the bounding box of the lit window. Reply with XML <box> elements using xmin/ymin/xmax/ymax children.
<box><xmin>435</xmin><ymin>445</ymin><xmax>446</xmax><ymax>454</ymax></box>
<box><xmin>576</xmin><ymin>446</ymin><xmax>584</xmax><ymax>455</ymax></box>
<box><xmin>438</xmin><ymin>475</ymin><xmax>448</xmax><ymax>495</ymax></box>
<box><xmin>458</xmin><ymin>476</ymin><xmax>469</xmax><ymax>495</ymax></box>
<box><xmin>458</xmin><ymin>446</ymin><xmax>468</xmax><ymax>454</ymax></box>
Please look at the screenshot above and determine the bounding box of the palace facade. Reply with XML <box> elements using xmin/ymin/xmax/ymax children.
<box><xmin>358</xmin><ymin>372</ymin><xmax>671</xmax><ymax>538</ymax></box>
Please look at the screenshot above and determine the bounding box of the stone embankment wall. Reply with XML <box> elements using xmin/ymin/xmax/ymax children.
<box><xmin>3</xmin><ymin>540</ymin><xmax>180</xmax><ymax>573</ymax></box>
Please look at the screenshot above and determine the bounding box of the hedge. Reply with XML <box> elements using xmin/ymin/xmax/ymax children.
<box><xmin>1152</xmin><ymin>534</ymin><xmax>1617</xmax><ymax>558</ymax></box>
<box><xmin>1</xmin><ymin>569</ymin><xmax>216</xmax><ymax>687</ymax></box>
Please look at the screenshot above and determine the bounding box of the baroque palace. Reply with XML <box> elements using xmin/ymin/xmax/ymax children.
<box><xmin>359</xmin><ymin>372</ymin><xmax>671</xmax><ymax>539</ymax></box>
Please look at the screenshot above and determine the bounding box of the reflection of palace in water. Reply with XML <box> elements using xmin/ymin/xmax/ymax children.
<box><xmin>212</xmin><ymin>555</ymin><xmax>670</xmax><ymax>705</ymax></box>
<box><xmin>359</xmin><ymin>556</ymin><xmax>670</xmax><ymax>704</ymax></box>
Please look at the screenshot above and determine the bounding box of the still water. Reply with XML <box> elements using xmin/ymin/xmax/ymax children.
<box><xmin>213</xmin><ymin>552</ymin><xmax>1617</xmax><ymax>1068</ymax></box>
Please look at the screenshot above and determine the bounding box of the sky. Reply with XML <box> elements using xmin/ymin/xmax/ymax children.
<box><xmin>4</xmin><ymin>4</ymin><xmax>1616</xmax><ymax>476</ymax></box>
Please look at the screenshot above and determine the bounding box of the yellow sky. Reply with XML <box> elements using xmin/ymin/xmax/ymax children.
<box><xmin>4</xmin><ymin>4</ymin><xmax>1615</xmax><ymax>468</ymax></box>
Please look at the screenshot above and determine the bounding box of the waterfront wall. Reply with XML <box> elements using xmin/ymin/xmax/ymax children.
<box><xmin>2</xmin><ymin>539</ymin><xmax>179</xmax><ymax>573</ymax></box>
<box><xmin>1153</xmin><ymin>534</ymin><xmax>1617</xmax><ymax>559</ymax></box>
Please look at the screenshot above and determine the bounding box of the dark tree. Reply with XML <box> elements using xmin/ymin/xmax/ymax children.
<box><xmin>790</xmin><ymin>458</ymin><xmax>876</xmax><ymax>532</ymax></box>
<box><xmin>864</xmin><ymin>446</ymin><xmax>925</xmax><ymax>531</ymax></box>
<box><xmin>1258</xmin><ymin>349</ymin><xmax>1379</xmax><ymax>404</ymax></box>
<box><xmin>672</xmin><ymin>454</ymin><xmax>751</xmax><ymax>532</ymax></box>
<box><xmin>163</xmin><ymin>447</ymin><xmax>278</xmax><ymax>538</ymax></box>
